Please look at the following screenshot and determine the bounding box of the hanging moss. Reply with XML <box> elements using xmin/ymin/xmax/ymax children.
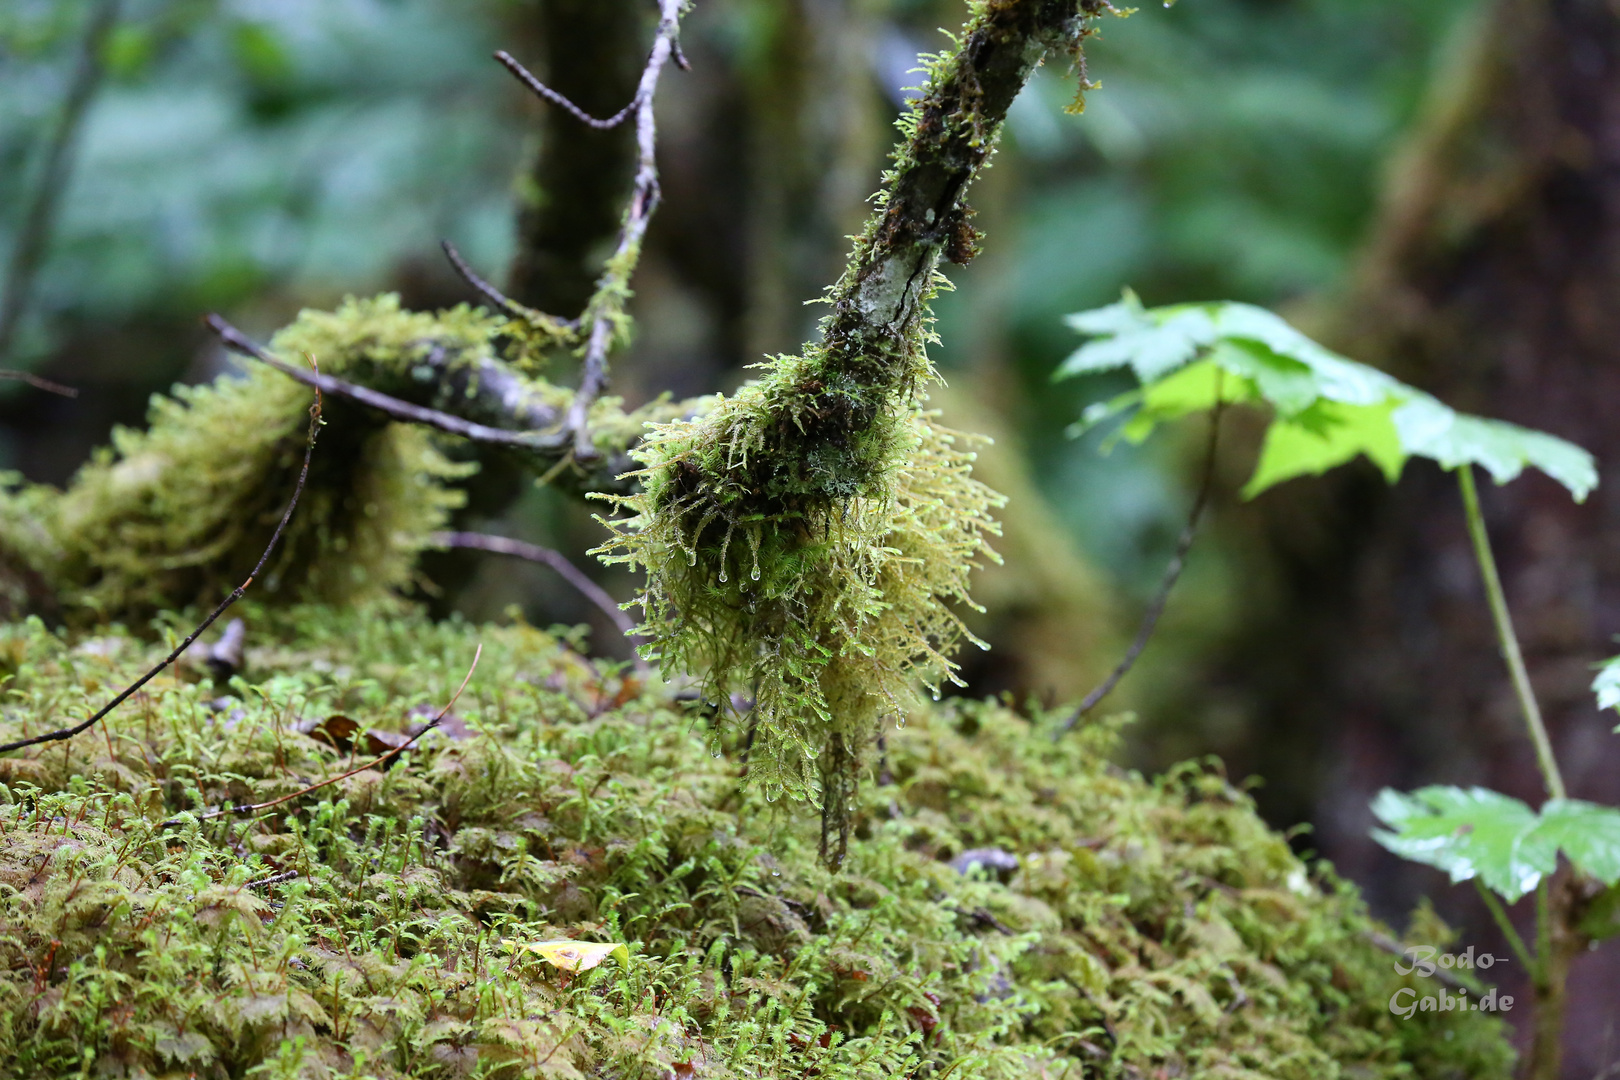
<box><xmin>0</xmin><ymin>606</ymin><xmax>1512</xmax><ymax>1078</ymax></box>
<box><xmin>597</xmin><ymin>392</ymin><xmax>1003</xmax><ymax>838</ymax></box>
<box><xmin>593</xmin><ymin>0</ymin><xmax>1106</xmax><ymax>851</ymax></box>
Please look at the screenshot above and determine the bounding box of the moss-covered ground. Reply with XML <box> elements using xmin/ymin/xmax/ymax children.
<box><xmin>0</xmin><ymin>605</ymin><xmax>1511</xmax><ymax>1078</ymax></box>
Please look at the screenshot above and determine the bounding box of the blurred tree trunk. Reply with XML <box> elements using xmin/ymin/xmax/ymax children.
<box><xmin>1213</xmin><ymin>1</ymin><xmax>1620</xmax><ymax>1073</ymax></box>
<box><xmin>735</xmin><ymin>0</ymin><xmax>885</xmax><ymax>359</ymax></box>
<box><xmin>507</xmin><ymin>0</ymin><xmax>646</xmax><ymax>315</ymax></box>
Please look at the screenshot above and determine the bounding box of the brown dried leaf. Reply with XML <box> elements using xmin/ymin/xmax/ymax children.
<box><xmin>299</xmin><ymin>715</ymin><xmax>360</xmax><ymax>752</ymax></box>
<box><xmin>362</xmin><ymin>728</ymin><xmax>412</xmax><ymax>756</ymax></box>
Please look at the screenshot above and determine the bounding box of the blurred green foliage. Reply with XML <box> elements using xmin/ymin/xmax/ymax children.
<box><xmin>0</xmin><ymin>0</ymin><xmax>519</xmax><ymax>363</ymax></box>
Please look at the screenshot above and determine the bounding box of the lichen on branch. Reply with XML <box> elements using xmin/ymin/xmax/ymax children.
<box><xmin>595</xmin><ymin>0</ymin><xmax>1106</xmax><ymax>860</ymax></box>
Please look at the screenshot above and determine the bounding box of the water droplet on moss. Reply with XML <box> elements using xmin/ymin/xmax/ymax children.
<box><xmin>750</xmin><ymin>567</ymin><xmax>761</xmax><ymax>581</ymax></box>
<box><xmin>718</xmin><ymin>571</ymin><xmax>728</xmax><ymax>582</ymax></box>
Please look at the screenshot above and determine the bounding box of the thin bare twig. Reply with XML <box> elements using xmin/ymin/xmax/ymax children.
<box><xmin>440</xmin><ymin>240</ymin><xmax>577</xmax><ymax>346</ymax></box>
<box><xmin>0</xmin><ymin>0</ymin><xmax>121</xmax><ymax>363</ymax></box>
<box><xmin>184</xmin><ymin>645</ymin><xmax>481</xmax><ymax>824</ymax></box>
<box><xmin>0</xmin><ymin>358</ymin><xmax>324</xmax><ymax>756</ymax></box>
<box><xmin>206</xmin><ymin>314</ymin><xmax>568</xmax><ymax>453</ymax></box>
<box><xmin>440</xmin><ymin>240</ymin><xmax>526</xmax><ymax>319</ymax></box>
<box><xmin>0</xmin><ymin>369</ymin><xmax>78</xmax><ymax>398</ymax></box>
<box><xmin>1361</xmin><ymin>929</ymin><xmax>1469</xmax><ymax>991</ymax></box>
<box><xmin>503</xmin><ymin>0</ymin><xmax>685</xmax><ymax>459</ymax></box>
<box><xmin>495</xmin><ymin>50</ymin><xmax>643</xmax><ymax>131</ymax></box>
<box><xmin>1056</xmin><ymin>398</ymin><xmax>1225</xmax><ymax>739</ymax></box>
<box><xmin>433</xmin><ymin>531</ymin><xmax>646</xmax><ymax>656</ymax></box>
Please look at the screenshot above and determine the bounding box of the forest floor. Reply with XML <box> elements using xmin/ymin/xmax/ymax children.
<box><xmin>0</xmin><ymin>603</ymin><xmax>1512</xmax><ymax>1079</ymax></box>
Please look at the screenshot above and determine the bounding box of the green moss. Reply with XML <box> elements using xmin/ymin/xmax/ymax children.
<box><xmin>597</xmin><ymin>396</ymin><xmax>1003</xmax><ymax>821</ymax></box>
<box><xmin>0</xmin><ymin>608</ymin><xmax>1512</xmax><ymax>1078</ymax></box>
<box><xmin>0</xmin><ymin>293</ymin><xmax>692</xmax><ymax>625</ymax></box>
<box><xmin>36</xmin><ymin>366</ymin><xmax>468</xmax><ymax>622</ymax></box>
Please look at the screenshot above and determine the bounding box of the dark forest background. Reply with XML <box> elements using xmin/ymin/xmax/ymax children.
<box><xmin>5</xmin><ymin>0</ymin><xmax>1619</xmax><ymax>1072</ymax></box>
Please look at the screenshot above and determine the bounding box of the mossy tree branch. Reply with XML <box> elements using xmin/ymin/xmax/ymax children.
<box><xmin>206</xmin><ymin>312</ymin><xmax>707</xmax><ymax>501</ymax></box>
<box><xmin>599</xmin><ymin>0</ymin><xmax>1108</xmax><ymax>863</ymax></box>
<box><xmin>741</xmin><ymin>0</ymin><xmax>1103</xmax><ymax>511</ymax></box>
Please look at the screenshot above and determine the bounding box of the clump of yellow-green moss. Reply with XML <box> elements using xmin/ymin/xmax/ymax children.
<box><xmin>592</xmin><ymin>0</ymin><xmax>1093</xmax><ymax>851</ymax></box>
<box><xmin>0</xmin><ymin>605</ymin><xmax>1512</xmax><ymax>1079</ymax></box>
<box><xmin>596</xmin><ymin>398</ymin><xmax>1002</xmax><ymax>813</ymax></box>
<box><xmin>0</xmin><ymin>296</ymin><xmax>499</xmax><ymax>624</ymax></box>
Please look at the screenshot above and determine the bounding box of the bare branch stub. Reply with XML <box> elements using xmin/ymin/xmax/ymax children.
<box><xmin>0</xmin><ymin>369</ymin><xmax>79</xmax><ymax>398</ymax></box>
<box><xmin>499</xmin><ymin>0</ymin><xmax>687</xmax><ymax>459</ymax></box>
<box><xmin>495</xmin><ymin>50</ymin><xmax>643</xmax><ymax>132</ymax></box>
<box><xmin>0</xmin><ymin>356</ymin><xmax>325</xmax><ymax>757</ymax></box>
<box><xmin>440</xmin><ymin>240</ymin><xmax>579</xmax><ymax>347</ymax></box>
<box><xmin>434</xmin><ymin>530</ymin><xmax>646</xmax><ymax>659</ymax></box>
<box><xmin>440</xmin><ymin>240</ymin><xmax>527</xmax><ymax>318</ymax></box>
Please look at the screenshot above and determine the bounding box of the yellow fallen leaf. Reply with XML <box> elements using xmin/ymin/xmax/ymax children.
<box><xmin>507</xmin><ymin>939</ymin><xmax>629</xmax><ymax>973</ymax></box>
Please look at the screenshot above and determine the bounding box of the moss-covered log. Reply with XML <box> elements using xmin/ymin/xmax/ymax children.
<box><xmin>0</xmin><ymin>608</ymin><xmax>1512</xmax><ymax>1078</ymax></box>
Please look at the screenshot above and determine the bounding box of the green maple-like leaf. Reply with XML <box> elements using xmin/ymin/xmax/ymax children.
<box><xmin>1372</xmin><ymin>786</ymin><xmax>1620</xmax><ymax>903</ymax></box>
<box><xmin>1528</xmin><ymin>799</ymin><xmax>1620</xmax><ymax>885</ymax></box>
<box><xmin>1371</xmin><ymin>787</ymin><xmax>1543</xmax><ymax>902</ymax></box>
<box><xmin>1060</xmin><ymin>292</ymin><xmax>1598</xmax><ymax>502</ymax></box>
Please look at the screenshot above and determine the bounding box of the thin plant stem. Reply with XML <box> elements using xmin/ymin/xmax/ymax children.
<box><xmin>1056</xmin><ymin>392</ymin><xmax>1225</xmax><ymax>738</ymax></box>
<box><xmin>1474</xmin><ymin>878</ymin><xmax>1537</xmax><ymax>978</ymax></box>
<box><xmin>182</xmin><ymin>645</ymin><xmax>480</xmax><ymax>824</ymax></box>
<box><xmin>0</xmin><ymin>363</ymin><xmax>324</xmax><ymax>756</ymax></box>
<box><xmin>1456</xmin><ymin>465</ymin><xmax>1566</xmax><ymax>801</ymax></box>
<box><xmin>1535</xmin><ymin>879</ymin><xmax>1552</xmax><ymax>983</ymax></box>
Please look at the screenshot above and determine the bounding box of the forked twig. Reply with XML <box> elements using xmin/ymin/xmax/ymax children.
<box><xmin>183</xmin><ymin>645</ymin><xmax>481</xmax><ymax>824</ymax></box>
<box><xmin>1056</xmin><ymin>400</ymin><xmax>1225</xmax><ymax>739</ymax></box>
<box><xmin>499</xmin><ymin>0</ymin><xmax>686</xmax><ymax>458</ymax></box>
<box><xmin>433</xmin><ymin>531</ymin><xmax>645</xmax><ymax>655</ymax></box>
<box><xmin>568</xmin><ymin>0</ymin><xmax>684</xmax><ymax>457</ymax></box>
<box><xmin>206</xmin><ymin>315</ymin><xmax>568</xmax><ymax>453</ymax></box>
<box><xmin>0</xmin><ymin>369</ymin><xmax>78</xmax><ymax>398</ymax></box>
<box><xmin>0</xmin><ymin>358</ymin><xmax>325</xmax><ymax>756</ymax></box>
